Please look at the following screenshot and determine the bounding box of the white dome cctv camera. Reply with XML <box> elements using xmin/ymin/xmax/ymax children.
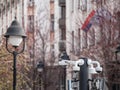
<box><xmin>73</xmin><ymin>65</ymin><xmax>80</xmax><ymax>71</ymax></box>
<box><xmin>88</xmin><ymin>64</ymin><xmax>97</xmax><ymax>74</ymax></box>
<box><xmin>59</xmin><ymin>60</ymin><xmax>68</xmax><ymax>66</ymax></box>
<box><xmin>95</xmin><ymin>67</ymin><xmax>102</xmax><ymax>73</ymax></box>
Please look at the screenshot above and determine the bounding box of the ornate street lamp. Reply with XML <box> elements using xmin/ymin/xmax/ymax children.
<box><xmin>37</xmin><ymin>61</ymin><xmax>44</xmax><ymax>73</ymax></box>
<box><xmin>60</xmin><ymin>51</ymin><xmax>70</xmax><ymax>60</ymax></box>
<box><xmin>4</xmin><ymin>19</ymin><xmax>26</xmax><ymax>90</ymax></box>
<box><xmin>59</xmin><ymin>51</ymin><xmax>70</xmax><ymax>65</ymax></box>
<box><xmin>37</xmin><ymin>61</ymin><xmax>44</xmax><ymax>90</ymax></box>
<box><xmin>115</xmin><ymin>45</ymin><xmax>120</xmax><ymax>63</ymax></box>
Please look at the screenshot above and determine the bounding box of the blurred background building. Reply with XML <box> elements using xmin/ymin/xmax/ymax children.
<box><xmin>0</xmin><ymin>0</ymin><xmax>120</xmax><ymax>90</ymax></box>
<box><xmin>53</xmin><ymin>0</ymin><xmax>120</xmax><ymax>90</ymax></box>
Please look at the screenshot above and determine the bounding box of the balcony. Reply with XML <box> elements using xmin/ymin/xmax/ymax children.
<box><xmin>59</xmin><ymin>0</ymin><xmax>65</xmax><ymax>6</ymax></box>
<box><xmin>50</xmin><ymin>0</ymin><xmax>54</xmax><ymax>3</ymax></box>
<box><xmin>59</xmin><ymin>18</ymin><xmax>65</xmax><ymax>29</ymax></box>
<box><xmin>59</xmin><ymin>40</ymin><xmax>66</xmax><ymax>51</ymax></box>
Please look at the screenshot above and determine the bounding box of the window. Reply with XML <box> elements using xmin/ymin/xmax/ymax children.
<box><xmin>112</xmin><ymin>84</ymin><xmax>120</xmax><ymax>90</ymax></box>
<box><xmin>0</xmin><ymin>9</ymin><xmax>1</xmax><ymax>17</ymax></box>
<box><xmin>12</xmin><ymin>0</ymin><xmax>14</xmax><ymax>6</ymax></box>
<box><xmin>72</xmin><ymin>72</ymin><xmax>79</xmax><ymax>90</ymax></box>
<box><xmin>61</xmin><ymin>29</ymin><xmax>66</xmax><ymax>40</ymax></box>
<box><xmin>71</xmin><ymin>0</ymin><xmax>74</xmax><ymax>12</ymax></box>
<box><xmin>7</xmin><ymin>2</ymin><xmax>10</xmax><ymax>10</ymax></box>
<box><xmin>78</xmin><ymin>29</ymin><xmax>80</xmax><ymax>49</ymax></box>
<box><xmin>50</xmin><ymin>0</ymin><xmax>54</xmax><ymax>3</ymax></box>
<box><xmin>78</xmin><ymin>0</ymin><xmax>80</xmax><ymax>9</ymax></box>
<box><xmin>51</xmin><ymin>44</ymin><xmax>54</xmax><ymax>49</ymax></box>
<box><xmin>80</xmin><ymin>0</ymin><xmax>87</xmax><ymax>11</ymax></box>
<box><xmin>76</xmin><ymin>28</ymin><xmax>81</xmax><ymax>54</ymax></box>
<box><xmin>51</xmin><ymin>44</ymin><xmax>55</xmax><ymax>57</ymax></box>
<box><xmin>61</xmin><ymin>6</ymin><xmax>66</xmax><ymax>18</ymax></box>
<box><xmin>72</xmin><ymin>31</ymin><xmax>74</xmax><ymax>52</ymax></box>
<box><xmin>51</xmin><ymin>14</ymin><xmax>54</xmax><ymax>31</ymax></box>
<box><xmin>28</xmin><ymin>15</ymin><xmax>34</xmax><ymax>32</ymax></box>
<box><xmin>51</xmin><ymin>14</ymin><xmax>54</xmax><ymax>20</ymax></box>
<box><xmin>29</xmin><ymin>0</ymin><xmax>34</xmax><ymax>2</ymax></box>
<box><xmin>59</xmin><ymin>40</ymin><xmax>66</xmax><ymax>52</ymax></box>
<box><xmin>51</xmin><ymin>21</ymin><xmax>54</xmax><ymax>31</ymax></box>
<box><xmin>2</xmin><ymin>6</ymin><xmax>5</xmax><ymax>14</ymax></box>
<box><xmin>81</xmin><ymin>31</ymin><xmax>87</xmax><ymax>49</ymax></box>
<box><xmin>59</xmin><ymin>67</ymin><xmax>66</xmax><ymax>90</ymax></box>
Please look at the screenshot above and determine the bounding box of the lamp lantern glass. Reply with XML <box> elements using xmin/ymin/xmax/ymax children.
<box><xmin>37</xmin><ymin>61</ymin><xmax>44</xmax><ymax>72</ymax></box>
<box><xmin>60</xmin><ymin>51</ymin><xmax>70</xmax><ymax>61</ymax></box>
<box><xmin>8</xmin><ymin>36</ymin><xmax>22</xmax><ymax>46</ymax></box>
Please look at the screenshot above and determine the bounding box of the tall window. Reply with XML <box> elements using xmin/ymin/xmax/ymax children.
<box><xmin>72</xmin><ymin>71</ymin><xmax>79</xmax><ymax>90</ymax></box>
<box><xmin>80</xmin><ymin>0</ymin><xmax>87</xmax><ymax>11</ymax></box>
<box><xmin>59</xmin><ymin>67</ymin><xmax>66</xmax><ymax>90</ymax></box>
<box><xmin>7</xmin><ymin>2</ymin><xmax>10</xmax><ymax>10</ymax></box>
<box><xmin>51</xmin><ymin>14</ymin><xmax>54</xmax><ymax>31</ymax></box>
<box><xmin>78</xmin><ymin>0</ymin><xmax>80</xmax><ymax>9</ymax></box>
<box><xmin>112</xmin><ymin>84</ymin><xmax>120</xmax><ymax>90</ymax></box>
<box><xmin>50</xmin><ymin>0</ymin><xmax>54</xmax><ymax>2</ymax></box>
<box><xmin>51</xmin><ymin>21</ymin><xmax>54</xmax><ymax>31</ymax></box>
<box><xmin>0</xmin><ymin>9</ymin><xmax>1</xmax><ymax>17</ymax></box>
<box><xmin>61</xmin><ymin>29</ymin><xmax>66</xmax><ymax>40</ymax></box>
<box><xmin>72</xmin><ymin>0</ymin><xmax>74</xmax><ymax>12</ymax></box>
<box><xmin>28</xmin><ymin>15</ymin><xmax>34</xmax><ymax>32</ymax></box>
<box><xmin>12</xmin><ymin>0</ymin><xmax>14</xmax><ymax>6</ymax></box>
<box><xmin>59</xmin><ymin>29</ymin><xmax>66</xmax><ymax>51</ymax></box>
<box><xmin>81</xmin><ymin>31</ymin><xmax>87</xmax><ymax>49</ymax></box>
<box><xmin>72</xmin><ymin>31</ymin><xmax>74</xmax><ymax>52</ymax></box>
<box><xmin>78</xmin><ymin>28</ymin><xmax>80</xmax><ymax>51</ymax></box>
<box><xmin>61</xmin><ymin>6</ymin><xmax>66</xmax><ymax>18</ymax></box>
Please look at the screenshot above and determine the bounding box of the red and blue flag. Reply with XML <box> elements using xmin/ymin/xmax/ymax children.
<box><xmin>81</xmin><ymin>10</ymin><xmax>95</xmax><ymax>32</ymax></box>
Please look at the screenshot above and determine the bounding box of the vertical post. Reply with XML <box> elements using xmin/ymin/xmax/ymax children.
<box><xmin>79</xmin><ymin>58</ymin><xmax>88</xmax><ymax>90</ymax></box>
<box><xmin>64</xmin><ymin>66</ymin><xmax>66</xmax><ymax>90</ymax></box>
<box><xmin>39</xmin><ymin>73</ymin><xmax>41</xmax><ymax>90</ymax></box>
<box><xmin>13</xmin><ymin>51</ymin><xmax>17</xmax><ymax>90</ymax></box>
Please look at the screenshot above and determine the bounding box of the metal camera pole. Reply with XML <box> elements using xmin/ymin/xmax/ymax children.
<box><xmin>79</xmin><ymin>58</ymin><xmax>88</xmax><ymax>90</ymax></box>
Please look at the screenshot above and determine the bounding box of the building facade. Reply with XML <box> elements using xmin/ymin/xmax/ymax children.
<box><xmin>0</xmin><ymin>0</ymin><xmax>120</xmax><ymax>89</ymax></box>
<box><xmin>54</xmin><ymin>0</ymin><xmax>120</xmax><ymax>90</ymax></box>
<box><xmin>0</xmin><ymin>0</ymin><xmax>28</xmax><ymax>38</ymax></box>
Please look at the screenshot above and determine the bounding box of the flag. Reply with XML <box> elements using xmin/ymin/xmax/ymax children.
<box><xmin>81</xmin><ymin>10</ymin><xmax>95</xmax><ymax>32</ymax></box>
<box><xmin>81</xmin><ymin>7</ymin><xmax>112</xmax><ymax>32</ymax></box>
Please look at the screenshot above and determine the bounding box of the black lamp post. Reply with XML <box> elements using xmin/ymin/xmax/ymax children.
<box><xmin>115</xmin><ymin>45</ymin><xmax>120</xmax><ymax>63</ymax></box>
<box><xmin>4</xmin><ymin>19</ymin><xmax>26</xmax><ymax>90</ymax></box>
<box><xmin>59</xmin><ymin>51</ymin><xmax>70</xmax><ymax>90</ymax></box>
<box><xmin>37</xmin><ymin>61</ymin><xmax>44</xmax><ymax>90</ymax></box>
